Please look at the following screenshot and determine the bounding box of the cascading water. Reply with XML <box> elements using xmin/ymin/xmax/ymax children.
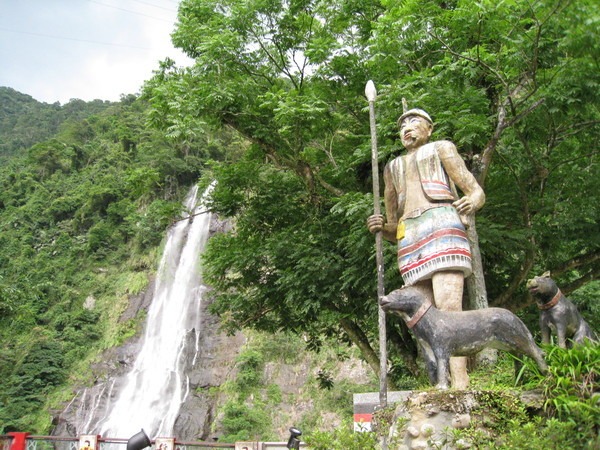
<box><xmin>96</xmin><ymin>184</ymin><xmax>213</xmax><ymax>438</ymax></box>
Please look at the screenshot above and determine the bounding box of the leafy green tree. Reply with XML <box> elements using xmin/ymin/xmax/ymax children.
<box><xmin>145</xmin><ymin>0</ymin><xmax>599</xmax><ymax>380</ymax></box>
<box><xmin>0</xmin><ymin>338</ymin><xmax>66</xmax><ymax>432</ymax></box>
<box><xmin>0</xmin><ymin>87</ymin><xmax>113</xmax><ymax>160</ymax></box>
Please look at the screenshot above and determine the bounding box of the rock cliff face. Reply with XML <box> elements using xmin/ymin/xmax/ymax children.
<box><xmin>52</xmin><ymin>284</ymin><xmax>153</xmax><ymax>437</ymax></box>
<box><xmin>171</xmin><ymin>292</ymin><xmax>246</xmax><ymax>440</ymax></box>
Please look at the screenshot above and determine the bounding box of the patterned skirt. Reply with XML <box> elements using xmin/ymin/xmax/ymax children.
<box><xmin>397</xmin><ymin>206</ymin><xmax>472</xmax><ymax>286</ymax></box>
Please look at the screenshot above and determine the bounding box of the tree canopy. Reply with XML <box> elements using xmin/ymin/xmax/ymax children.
<box><xmin>0</xmin><ymin>87</ymin><xmax>115</xmax><ymax>161</ymax></box>
<box><xmin>142</xmin><ymin>0</ymin><xmax>599</xmax><ymax>379</ymax></box>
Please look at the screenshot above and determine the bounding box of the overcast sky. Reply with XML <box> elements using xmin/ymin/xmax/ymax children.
<box><xmin>0</xmin><ymin>0</ymin><xmax>193</xmax><ymax>104</ymax></box>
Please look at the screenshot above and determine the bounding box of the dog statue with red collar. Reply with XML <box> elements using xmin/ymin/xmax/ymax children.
<box><xmin>380</xmin><ymin>286</ymin><xmax>548</xmax><ymax>389</ymax></box>
<box><xmin>527</xmin><ymin>271</ymin><xmax>597</xmax><ymax>348</ymax></box>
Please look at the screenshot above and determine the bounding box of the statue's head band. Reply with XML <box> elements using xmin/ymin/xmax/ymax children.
<box><xmin>397</xmin><ymin>108</ymin><xmax>433</xmax><ymax>128</ymax></box>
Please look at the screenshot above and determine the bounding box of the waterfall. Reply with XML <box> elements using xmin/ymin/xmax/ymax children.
<box><xmin>97</xmin><ymin>184</ymin><xmax>213</xmax><ymax>438</ymax></box>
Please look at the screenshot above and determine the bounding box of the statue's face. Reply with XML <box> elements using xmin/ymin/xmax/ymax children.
<box><xmin>399</xmin><ymin>115</ymin><xmax>432</xmax><ymax>149</ymax></box>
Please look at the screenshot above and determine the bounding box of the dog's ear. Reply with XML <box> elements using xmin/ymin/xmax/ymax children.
<box><xmin>541</xmin><ymin>270</ymin><xmax>551</xmax><ymax>278</ymax></box>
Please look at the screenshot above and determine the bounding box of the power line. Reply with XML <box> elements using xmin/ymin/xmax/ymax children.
<box><xmin>88</xmin><ymin>0</ymin><xmax>173</xmax><ymax>22</ymax></box>
<box><xmin>0</xmin><ymin>27</ymin><xmax>152</xmax><ymax>50</ymax></box>
<box><xmin>128</xmin><ymin>0</ymin><xmax>178</xmax><ymax>13</ymax></box>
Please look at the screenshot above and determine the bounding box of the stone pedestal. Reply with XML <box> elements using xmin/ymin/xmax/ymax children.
<box><xmin>385</xmin><ymin>391</ymin><xmax>478</xmax><ymax>449</ymax></box>
<box><xmin>356</xmin><ymin>390</ymin><xmax>544</xmax><ymax>449</ymax></box>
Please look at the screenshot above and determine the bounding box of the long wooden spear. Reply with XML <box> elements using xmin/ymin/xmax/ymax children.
<box><xmin>365</xmin><ymin>80</ymin><xmax>387</xmax><ymax>409</ymax></box>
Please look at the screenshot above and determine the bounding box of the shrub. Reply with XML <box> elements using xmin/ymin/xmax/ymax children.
<box><xmin>449</xmin><ymin>341</ymin><xmax>599</xmax><ymax>448</ymax></box>
<box><xmin>533</xmin><ymin>342</ymin><xmax>599</xmax><ymax>444</ymax></box>
<box><xmin>236</xmin><ymin>349</ymin><xmax>264</xmax><ymax>392</ymax></box>
<box><xmin>218</xmin><ymin>402</ymin><xmax>271</xmax><ymax>443</ymax></box>
<box><xmin>305</xmin><ymin>420</ymin><xmax>379</xmax><ymax>450</ymax></box>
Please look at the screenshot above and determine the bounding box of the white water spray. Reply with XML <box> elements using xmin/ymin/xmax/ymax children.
<box><xmin>98</xmin><ymin>184</ymin><xmax>213</xmax><ymax>438</ymax></box>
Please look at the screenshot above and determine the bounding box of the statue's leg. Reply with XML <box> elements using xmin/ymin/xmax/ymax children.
<box><xmin>417</xmin><ymin>340</ymin><xmax>438</xmax><ymax>385</ymax></box>
<box><xmin>556</xmin><ymin>324</ymin><xmax>567</xmax><ymax>349</ymax></box>
<box><xmin>435</xmin><ymin>351</ymin><xmax>450</xmax><ymax>389</ymax></box>
<box><xmin>540</xmin><ymin>316</ymin><xmax>551</xmax><ymax>345</ymax></box>
<box><xmin>412</xmin><ymin>281</ymin><xmax>440</xmax><ymax>385</ymax></box>
<box><xmin>573</xmin><ymin>323</ymin><xmax>596</xmax><ymax>345</ymax></box>
<box><xmin>432</xmin><ymin>271</ymin><xmax>469</xmax><ymax>389</ymax></box>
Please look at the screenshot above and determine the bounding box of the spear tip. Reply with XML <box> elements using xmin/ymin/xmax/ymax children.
<box><xmin>365</xmin><ymin>80</ymin><xmax>377</xmax><ymax>102</ymax></box>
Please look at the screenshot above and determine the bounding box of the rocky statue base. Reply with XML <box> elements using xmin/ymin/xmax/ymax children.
<box><xmin>355</xmin><ymin>390</ymin><xmax>544</xmax><ymax>449</ymax></box>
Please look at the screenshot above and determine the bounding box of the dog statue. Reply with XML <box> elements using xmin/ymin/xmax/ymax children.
<box><xmin>526</xmin><ymin>271</ymin><xmax>597</xmax><ymax>348</ymax></box>
<box><xmin>380</xmin><ymin>286</ymin><xmax>548</xmax><ymax>389</ymax></box>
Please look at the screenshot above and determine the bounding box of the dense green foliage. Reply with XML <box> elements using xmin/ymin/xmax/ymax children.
<box><xmin>306</xmin><ymin>421</ymin><xmax>379</xmax><ymax>449</ymax></box>
<box><xmin>0</xmin><ymin>90</ymin><xmax>218</xmax><ymax>432</ymax></box>
<box><xmin>143</xmin><ymin>0</ymin><xmax>600</xmax><ymax>380</ymax></box>
<box><xmin>531</xmin><ymin>342</ymin><xmax>599</xmax><ymax>443</ymax></box>
<box><xmin>0</xmin><ymin>87</ymin><xmax>114</xmax><ymax>160</ymax></box>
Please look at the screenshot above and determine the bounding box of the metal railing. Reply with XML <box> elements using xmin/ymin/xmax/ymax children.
<box><xmin>26</xmin><ymin>436</ymin><xmax>78</xmax><ymax>450</ymax></box>
<box><xmin>0</xmin><ymin>436</ymin><xmax>235</xmax><ymax>450</ymax></box>
<box><xmin>0</xmin><ymin>435</ymin><xmax>305</xmax><ymax>450</ymax></box>
<box><xmin>0</xmin><ymin>436</ymin><xmax>13</xmax><ymax>450</ymax></box>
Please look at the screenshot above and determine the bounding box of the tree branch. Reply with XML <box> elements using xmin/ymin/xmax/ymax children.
<box><xmin>477</xmin><ymin>98</ymin><xmax>545</xmax><ymax>186</ymax></box>
<box><xmin>313</xmin><ymin>169</ymin><xmax>344</xmax><ymax>197</ymax></box>
<box><xmin>338</xmin><ymin>317</ymin><xmax>382</xmax><ymax>378</ymax></box>
<box><xmin>248</xmin><ymin>29</ymin><xmax>299</xmax><ymax>90</ymax></box>
<box><xmin>427</xmin><ymin>30</ymin><xmax>509</xmax><ymax>92</ymax></box>
<box><xmin>561</xmin><ymin>265</ymin><xmax>600</xmax><ymax>295</ymax></box>
<box><xmin>555</xmin><ymin>120</ymin><xmax>600</xmax><ymax>142</ymax></box>
<box><xmin>550</xmin><ymin>249</ymin><xmax>600</xmax><ymax>278</ymax></box>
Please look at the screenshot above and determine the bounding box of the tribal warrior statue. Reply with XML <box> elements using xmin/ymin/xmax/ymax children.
<box><xmin>367</xmin><ymin>109</ymin><xmax>485</xmax><ymax>388</ymax></box>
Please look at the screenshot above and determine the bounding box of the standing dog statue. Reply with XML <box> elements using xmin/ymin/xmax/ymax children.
<box><xmin>381</xmin><ymin>287</ymin><xmax>548</xmax><ymax>389</ymax></box>
<box><xmin>526</xmin><ymin>271</ymin><xmax>597</xmax><ymax>348</ymax></box>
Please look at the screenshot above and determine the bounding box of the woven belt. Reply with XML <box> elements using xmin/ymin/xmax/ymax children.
<box><xmin>400</xmin><ymin>203</ymin><xmax>453</xmax><ymax>222</ymax></box>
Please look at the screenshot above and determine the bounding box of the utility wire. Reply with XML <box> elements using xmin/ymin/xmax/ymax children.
<box><xmin>0</xmin><ymin>1</ymin><xmax>180</xmax><ymax>53</ymax></box>
<box><xmin>88</xmin><ymin>0</ymin><xmax>173</xmax><ymax>22</ymax></box>
<box><xmin>128</xmin><ymin>0</ymin><xmax>178</xmax><ymax>12</ymax></box>
<box><xmin>0</xmin><ymin>27</ymin><xmax>152</xmax><ymax>50</ymax></box>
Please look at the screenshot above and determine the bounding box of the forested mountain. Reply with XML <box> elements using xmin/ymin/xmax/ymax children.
<box><xmin>0</xmin><ymin>90</ymin><xmax>226</xmax><ymax>431</ymax></box>
<box><xmin>0</xmin><ymin>87</ymin><xmax>114</xmax><ymax>160</ymax></box>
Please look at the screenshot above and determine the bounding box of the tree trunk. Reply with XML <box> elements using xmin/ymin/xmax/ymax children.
<box><xmin>465</xmin><ymin>217</ymin><xmax>488</xmax><ymax>311</ymax></box>
<box><xmin>465</xmin><ymin>215</ymin><xmax>497</xmax><ymax>365</ymax></box>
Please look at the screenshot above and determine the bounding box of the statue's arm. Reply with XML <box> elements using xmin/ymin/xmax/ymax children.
<box><xmin>366</xmin><ymin>163</ymin><xmax>398</xmax><ymax>243</ymax></box>
<box><xmin>382</xmin><ymin>164</ymin><xmax>399</xmax><ymax>242</ymax></box>
<box><xmin>438</xmin><ymin>140</ymin><xmax>485</xmax><ymax>215</ymax></box>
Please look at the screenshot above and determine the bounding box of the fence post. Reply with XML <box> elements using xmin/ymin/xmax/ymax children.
<box><xmin>8</xmin><ymin>433</ymin><xmax>30</xmax><ymax>450</ymax></box>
